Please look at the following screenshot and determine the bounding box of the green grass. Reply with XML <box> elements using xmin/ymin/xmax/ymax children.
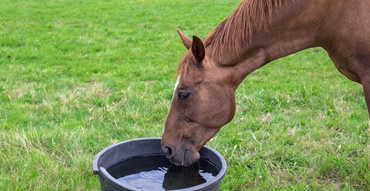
<box><xmin>0</xmin><ymin>0</ymin><xmax>369</xmax><ymax>190</ymax></box>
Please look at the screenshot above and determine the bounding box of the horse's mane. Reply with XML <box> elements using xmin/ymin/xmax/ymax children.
<box><xmin>177</xmin><ymin>0</ymin><xmax>294</xmax><ymax>76</ymax></box>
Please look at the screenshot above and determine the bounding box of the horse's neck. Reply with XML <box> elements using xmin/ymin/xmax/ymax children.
<box><xmin>217</xmin><ymin>0</ymin><xmax>319</xmax><ymax>87</ymax></box>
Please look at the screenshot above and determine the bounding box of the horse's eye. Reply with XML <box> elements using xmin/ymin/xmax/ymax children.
<box><xmin>178</xmin><ymin>91</ymin><xmax>191</xmax><ymax>100</ymax></box>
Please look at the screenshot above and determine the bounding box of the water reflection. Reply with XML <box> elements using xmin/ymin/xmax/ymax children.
<box><xmin>163</xmin><ymin>165</ymin><xmax>206</xmax><ymax>190</ymax></box>
<box><xmin>112</xmin><ymin>155</ymin><xmax>216</xmax><ymax>190</ymax></box>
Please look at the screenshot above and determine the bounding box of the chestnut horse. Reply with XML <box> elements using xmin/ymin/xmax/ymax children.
<box><xmin>161</xmin><ymin>0</ymin><xmax>370</xmax><ymax>166</ymax></box>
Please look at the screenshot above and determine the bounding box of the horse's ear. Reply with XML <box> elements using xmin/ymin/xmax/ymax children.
<box><xmin>191</xmin><ymin>36</ymin><xmax>205</xmax><ymax>63</ymax></box>
<box><xmin>177</xmin><ymin>29</ymin><xmax>192</xmax><ymax>49</ymax></box>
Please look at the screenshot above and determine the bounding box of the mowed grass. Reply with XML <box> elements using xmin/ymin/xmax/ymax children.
<box><xmin>0</xmin><ymin>0</ymin><xmax>369</xmax><ymax>190</ymax></box>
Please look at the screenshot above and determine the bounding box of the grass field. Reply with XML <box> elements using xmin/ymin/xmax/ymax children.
<box><xmin>1</xmin><ymin>0</ymin><xmax>369</xmax><ymax>190</ymax></box>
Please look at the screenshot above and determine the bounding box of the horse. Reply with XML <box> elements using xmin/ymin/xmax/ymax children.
<box><xmin>161</xmin><ymin>0</ymin><xmax>370</xmax><ymax>167</ymax></box>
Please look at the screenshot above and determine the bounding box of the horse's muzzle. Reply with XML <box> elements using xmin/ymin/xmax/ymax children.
<box><xmin>161</xmin><ymin>144</ymin><xmax>200</xmax><ymax>167</ymax></box>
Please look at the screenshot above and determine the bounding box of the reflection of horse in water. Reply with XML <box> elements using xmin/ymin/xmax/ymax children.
<box><xmin>161</xmin><ymin>0</ymin><xmax>370</xmax><ymax>166</ymax></box>
<box><xmin>163</xmin><ymin>165</ymin><xmax>205</xmax><ymax>190</ymax></box>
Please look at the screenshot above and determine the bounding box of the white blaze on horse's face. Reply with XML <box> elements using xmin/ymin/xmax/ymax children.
<box><xmin>174</xmin><ymin>75</ymin><xmax>181</xmax><ymax>92</ymax></box>
<box><xmin>161</xmin><ymin>34</ymin><xmax>237</xmax><ymax>167</ymax></box>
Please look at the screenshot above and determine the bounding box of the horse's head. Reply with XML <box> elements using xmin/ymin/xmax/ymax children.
<box><xmin>161</xmin><ymin>30</ymin><xmax>236</xmax><ymax>166</ymax></box>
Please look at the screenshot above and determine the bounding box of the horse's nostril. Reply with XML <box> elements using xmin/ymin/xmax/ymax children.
<box><xmin>163</xmin><ymin>146</ymin><xmax>173</xmax><ymax>157</ymax></box>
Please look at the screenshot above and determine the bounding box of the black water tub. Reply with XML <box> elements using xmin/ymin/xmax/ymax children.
<box><xmin>92</xmin><ymin>138</ymin><xmax>227</xmax><ymax>191</ymax></box>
